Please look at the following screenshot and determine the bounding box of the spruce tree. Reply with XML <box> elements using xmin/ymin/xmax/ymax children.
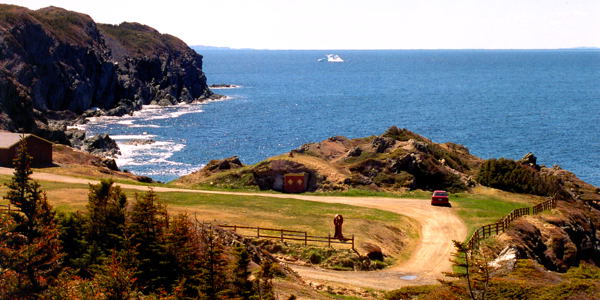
<box><xmin>81</xmin><ymin>179</ymin><xmax>127</xmax><ymax>274</ymax></box>
<box><xmin>0</xmin><ymin>137</ymin><xmax>63</xmax><ymax>297</ymax></box>
<box><xmin>230</xmin><ymin>243</ymin><xmax>255</xmax><ymax>299</ymax></box>
<box><xmin>128</xmin><ymin>189</ymin><xmax>173</xmax><ymax>292</ymax></box>
<box><xmin>166</xmin><ymin>214</ymin><xmax>204</xmax><ymax>298</ymax></box>
<box><xmin>199</xmin><ymin>225</ymin><xmax>228</xmax><ymax>299</ymax></box>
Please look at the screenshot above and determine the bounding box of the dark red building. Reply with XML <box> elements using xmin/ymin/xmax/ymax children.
<box><xmin>0</xmin><ymin>132</ymin><xmax>53</xmax><ymax>167</ymax></box>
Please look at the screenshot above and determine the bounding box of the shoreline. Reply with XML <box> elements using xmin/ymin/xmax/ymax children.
<box><xmin>80</xmin><ymin>96</ymin><xmax>235</xmax><ymax>180</ymax></box>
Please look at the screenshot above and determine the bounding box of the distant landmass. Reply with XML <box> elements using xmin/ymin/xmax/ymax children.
<box><xmin>191</xmin><ymin>45</ymin><xmax>235</xmax><ymax>51</ymax></box>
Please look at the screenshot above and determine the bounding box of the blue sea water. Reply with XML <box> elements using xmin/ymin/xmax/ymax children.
<box><xmin>85</xmin><ymin>50</ymin><xmax>600</xmax><ymax>186</ymax></box>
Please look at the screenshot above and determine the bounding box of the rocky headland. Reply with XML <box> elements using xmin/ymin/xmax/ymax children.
<box><xmin>0</xmin><ymin>4</ymin><xmax>219</xmax><ymax>148</ymax></box>
<box><xmin>175</xmin><ymin>126</ymin><xmax>483</xmax><ymax>192</ymax></box>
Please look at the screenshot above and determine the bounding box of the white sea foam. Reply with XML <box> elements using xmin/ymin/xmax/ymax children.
<box><xmin>110</xmin><ymin>134</ymin><xmax>157</xmax><ymax>140</ymax></box>
<box><xmin>116</xmin><ymin>120</ymin><xmax>134</xmax><ymax>125</ymax></box>
<box><xmin>129</xmin><ymin>124</ymin><xmax>162</xmax><ymax>128</ymax></box>
<box><xmin>66</xmin><ymin>124</ymin><xmax>87</xmax><ymax>131</ymax></box>
<box><xmin>210</xmin><ymin>85</ymin><xmax>242</xmax><ymax>90</ymax></box>
<box><xmin>115</xmin><ymin>140</ymin><xmax>184</xmax><ymax>168</ymax></box>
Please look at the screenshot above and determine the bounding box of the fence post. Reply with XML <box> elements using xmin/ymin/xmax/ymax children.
<box><xmin>233</xmin><ymin>225</ymin><xmax>237</xmax><ymax>232</ymax></box>
<box><xmin>352</xmin><ymin>234</ymin><xmax>355</xmax><ymax>250</ymax></box>
<box><xmin>304</xmin><ymin>232</ymin><xmax>307</xmax><ymax>246</ymax></box>
<box><xmin>280</xmin><ymin>229</ymin><xmax>284</xmax><ymax>243</ymax></box>
<box><xmin>257</xmin><ymin>227</ymin><xmax>260</xmax><ymax>238</ymax></box>
<box><xmin>328</xmin><ymin>233</ymin><xmax>331</xmax><ymax>247</ymax></box>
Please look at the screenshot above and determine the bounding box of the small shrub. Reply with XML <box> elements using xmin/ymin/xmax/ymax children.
<box><xmin>308</xmin><ymin>252</ymin><xmax>323</xmax><ymax>264</ymax></box>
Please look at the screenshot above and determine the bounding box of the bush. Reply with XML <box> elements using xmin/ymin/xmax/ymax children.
<box><xmin>308</xmin><ymin>251</ymin><xmax>323</xmax><ymax>264</ymax></box>
<box><xmin>477</xmin><ymin>158</ymin><xmax>562</xmax><ymax>196</ymax></box>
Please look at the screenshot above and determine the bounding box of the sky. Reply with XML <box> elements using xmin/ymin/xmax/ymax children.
<box><xmin>5</xmin><ymin>0</ymin><xmax>600</xmax><ymax>50</ymax></box>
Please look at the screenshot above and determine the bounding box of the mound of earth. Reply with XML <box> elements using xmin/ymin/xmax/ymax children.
<box><xmin>175</xmin><ymin>126</ymin><xmax>483</xmax><ymax>192</ymax></box>
<box><xmin>51</xmin><ymin>144</ymin><xmax>152</xmax><ymax>182</ymax></box>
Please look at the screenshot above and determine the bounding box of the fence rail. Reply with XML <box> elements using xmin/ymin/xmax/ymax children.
<box><xmin>0</xmin><ymin>204</ymin><xmax>13</xmax><ymax>213</ymax></box>
<box><xmin>467</xmin><ymin>198</ymin><xmax>556</xmax><ymax>250</ymax></box>
<box><xmin>218</xmin><ymin>224</ymin><xmax>355</xmax><ymax>250</ymax></box>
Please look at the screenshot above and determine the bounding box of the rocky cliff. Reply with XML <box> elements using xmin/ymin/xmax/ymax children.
<box><xmin>497</xmin><ymin>169</ymin><xmax>600</xmax><ymax>271</ymax></box>
<box><xmin>0</xmin><ymin>5</ymin><xmax>214</xmax><ymax>143</ymax></box>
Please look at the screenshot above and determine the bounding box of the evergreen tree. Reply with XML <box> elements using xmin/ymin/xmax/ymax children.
<box><xmin>229</xmin><ymin>243</ymin><xmax>255</xmax><ymax>299</ymax></box>
<box><xmin>166</xmin><ymin>214</ymin><xmax>204</xmax><ymax>298</ymax></box>
<box><xmin>93</xmin><ymin>252</ymin><xmax>138</xmax><ymax>300</ymax></box>
<box><xmin>199</xmin><ymin>225</ymin><xmax>228</xmax><ymax>299</ymax></box>
<box><xmin>0</xmin><ymin>137</ymin><xmax>63</xmax><ymax>297</ymax></box>
<box><xmin>80</xmin><ymin>179</ymin><xmax>127</xmax><ymax>275</ymax></box>
<box><xmin>57</xmin><ymin>211</ymin><xmax>88</xmax><ymax>269</ymax></box>
<box><xmin>127</xmin><ymin>189</ymin><xmax>173</xmax><ymax>292</ymax></box>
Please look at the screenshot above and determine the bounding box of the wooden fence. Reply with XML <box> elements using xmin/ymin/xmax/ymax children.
<box><xmin>218</xmin><ymin>224</ymin><xmax>355</xmax><ymax>250</ymax></box>
<box><xmin>466</xmin><ymin>198</ymin><xmax>556</xmax><ymax>250</ymax></box>
<box><xmin>0</xmin><ymin>204</ymin><xmax>13</xmax><ymax>213</ymax></box>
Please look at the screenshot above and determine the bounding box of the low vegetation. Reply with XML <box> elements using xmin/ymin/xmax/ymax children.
<box><xmin>253</xmin><ymin>240</ymin><xmax>392</xmax><ymax>271</ymax></box>
<box><xmin>477</xmin><ymin>158</ymin><xmax>562</xmax><ymax>197</ymax></box>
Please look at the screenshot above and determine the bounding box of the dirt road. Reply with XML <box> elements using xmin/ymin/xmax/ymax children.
<box><xmin>0</xmin><ymin>167</ymin><xmax>466</xmax><ymax>290</ymax></box>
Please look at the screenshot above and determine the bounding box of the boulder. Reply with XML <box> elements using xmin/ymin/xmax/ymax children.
<box><xmin>101</xmin><ymin>158</ymin><xmax>119</xmax><ymax>171</ymax></box>
<box><xmin>347</xmin><ymin>146</ymin><xmax>362</xmax><ymax>157</ymax></box>
<box><xmin>205</xmin><ymin>156</ymin><xmax>244</xmax><ymax>172</ymax></box>
<box><xmin>83</xmin><ymin>134</ymin><xmax>121</xmax><ymax>158</ymax></box>
<box><xmin>371</xmin><ymin>136</ymin><xmax>395</xmax><ymax>153</ymax></box>
<box><xmin>519</xmin><ymin>152</ymin><xmax>540</xmax><ymax>170</ymax></box>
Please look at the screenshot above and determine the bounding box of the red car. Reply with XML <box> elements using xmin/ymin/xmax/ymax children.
<box><xmin>431</xmin><ymin>190</ymin><xmax>450</xmax><ymax>206</ymax></box>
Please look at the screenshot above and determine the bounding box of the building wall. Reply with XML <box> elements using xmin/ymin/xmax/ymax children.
<box><xmin>0</xmin><ymin>136</ymin><xmax>52</xmax><ymax>167</ymax></box>
<box><xmin>0</xmin><ymin>148</ymin><xmax>15</xmax><ymax>166</ymax></box>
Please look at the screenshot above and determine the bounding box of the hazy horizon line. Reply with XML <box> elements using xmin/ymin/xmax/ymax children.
<box><xmin>191</xmin><ymin>45</ymin><xmax>600</xmax><ymax>51</ymax></box>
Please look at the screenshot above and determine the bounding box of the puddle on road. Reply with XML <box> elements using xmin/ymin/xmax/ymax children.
<box><xmin>400</xmin><ymin>275</ymin><xmax>417</xmax><ymax>280</ymax></box>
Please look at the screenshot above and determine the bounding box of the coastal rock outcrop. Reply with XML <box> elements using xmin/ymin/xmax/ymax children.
<box><xmin>174</xmin><ymin>126</ymin><xmax>483</xmax><ymax>193</ymax></box>
<box><xmin>0</xmin><ymin>4</ymin><xmax>215</xmax><ymax>143</ymax></box>
<box><xmin>492</xmin><ymin>168</ymin><xmax>600</xmax><ymax>271</ymax></box>
<box><xmin>82</xmin><ymin>134</ymin><xmax>120</xmax><ymax>158</ymax></box>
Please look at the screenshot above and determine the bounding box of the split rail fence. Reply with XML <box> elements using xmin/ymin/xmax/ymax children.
<box><xmin>466</xmin><ymin>198</ymin><xmax>557</xmax><ymax>250</ymax></box>
<box><xmin>0</xmin><ymin>204</ymin><xmax>14</xmax><ymax>213</ymax></box>
<box><xmin>218</xmin><ymin>224</ymin><xmax>355</xmax><ymax>250</ymax></box>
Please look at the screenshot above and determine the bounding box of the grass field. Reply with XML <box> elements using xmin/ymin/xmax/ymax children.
<box><xmin>0</xmin><ymin>174</ymin><xmax>419</xmax><ymax>260</ymax></box>
<box><xmin>1</xmin><ymin>166</ymin><xmax>551</xmax><ymax>262</ymax></box>
<box><xmin>450</xmin><ymin>186</ymin><xmax>545</xmax><ymax>237</ymax></box>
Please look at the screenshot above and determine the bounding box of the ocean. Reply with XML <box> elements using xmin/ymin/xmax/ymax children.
<box><xmin>85</xmin><ymin>50</ymin><xmax>600</xmax><ymax>186</ymax></box>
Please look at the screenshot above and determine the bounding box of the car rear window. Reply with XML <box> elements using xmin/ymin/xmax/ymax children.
<box><xmin>434</xmin><ymin>192</ymin><xmax>448</xmax><ymax>196</ymax></box>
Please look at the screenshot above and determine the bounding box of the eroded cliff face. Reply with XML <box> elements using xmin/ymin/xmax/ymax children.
<box><xmin>0</xmin><ymin>5</ymin><xmax>213</xmax><ymax>141</ymax></box>
<box><xmin>498</xmin><ymin>170</ymin><xmax>600</xmax><ymax>272</ymax></box>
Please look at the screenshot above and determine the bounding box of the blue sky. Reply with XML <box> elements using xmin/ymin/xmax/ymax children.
<box><xmin>6</xmin><ymin>0</ymin><xmax>600</xmax><ymax>49</ymax></box>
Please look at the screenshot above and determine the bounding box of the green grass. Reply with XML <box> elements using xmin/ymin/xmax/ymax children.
<box><xmin>450</xmin><ymin>192</ymin><xmax>533</xmax><ymax>237</ymax></box>
<box><xmin>152</xmin><ymin>191</ymin><xmax>415</xmax><ymax>236</ymax></box>
<box><xmin>1</xmin><ymin>174</ymin><xmax>419</xmax><ymax>260</ymax></box>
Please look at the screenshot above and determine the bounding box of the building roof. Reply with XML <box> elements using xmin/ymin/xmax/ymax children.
<box><xmin>0</xmin><ymin>132</ymin><xmax>52</xmax><ymax>149</ymax></box>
